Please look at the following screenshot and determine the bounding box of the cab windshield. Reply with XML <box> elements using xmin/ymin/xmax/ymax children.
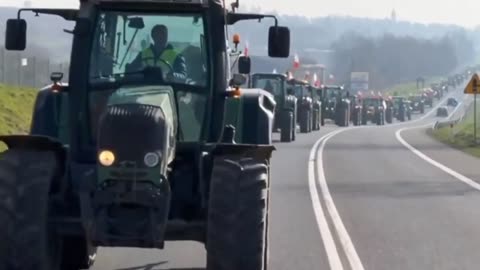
<box><xmin>88</xmin><ymin>10</ymin><xmax>209</xmax><ymax>142</ymax></box>
<box><xmin>324</xmin><ymin>87</ymin><xmax>343</xmax><ymax>99</ymax></box>
<box><xmin>252</xmin><ymin>77</ymin><xmax>283</xmax><ymax>96</ymax></box>
<box><xmin>363</xmin><ymin>98</ymin><xmax>380</xmax><ymax>107</ymax></box>
<box><xmin>292</xmin><ymin>85</ymin><xmax>308</xmax><ymax>98</ymax></box>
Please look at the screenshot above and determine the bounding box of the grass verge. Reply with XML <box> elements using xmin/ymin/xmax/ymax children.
<box><xmin>0</xmin><ymin>84</ymin><xmax>37</xmax><ymax>150</ymax></box>
<box><xmin>385</xmin><ymin>76</ymin><xmax>444</xmax><ymax>97</ymax></box>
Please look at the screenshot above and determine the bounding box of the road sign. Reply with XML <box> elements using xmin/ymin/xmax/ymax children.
<box><xmin>464</xmin><ymin>73</ymin><xmax>480</xmax><ymax>94</ymax></box>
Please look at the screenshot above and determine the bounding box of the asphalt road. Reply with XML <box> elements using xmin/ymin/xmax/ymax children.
<box><xmin>91</xmin><ymin>86</ymin><xmax>472</xmax><ymax>270</ymax></box>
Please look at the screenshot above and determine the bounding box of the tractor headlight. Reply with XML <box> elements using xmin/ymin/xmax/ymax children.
<box><xmin>98</xmin><ymin>150</ymin><xmax>115</xmax><ymax>167</ymax></box>
<box><xmin>144</xmin><ymin>152</ymin><xmax>160</xmax><ymax>168</ymax></box>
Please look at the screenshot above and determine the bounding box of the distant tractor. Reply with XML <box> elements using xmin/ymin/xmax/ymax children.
<box><xmin>361</xmin><ymin>96</ymin><xmax>386</xmax><ymax>125</ymax></box>
<box><xmin>422</xmin><ymin>88</ymin><xmax>434</xmax><ymax>107</ymax></box>
<box><xmin>319</xmin><ymin>85</ymin><xmax>351</xmax><ymax>127</ymax></box>
<box><xmin>409</xmin><ymin>94</ymin><xmax>426</xmax><ymax>114</ymax></box>
<box><xmin>250</xmin><ymin>73</ymin><xmax>298</xmax><ymax>142</ymax></box>
<box><xmin>309</xmin><ymin>85</ymin><xmax>322</xmax><ymax>131</ymax></box>
<box><xmin>288</xmin><ymin>78</ymin><xmax>313</xmax><ymax>133</ymax></box>
<box><xmin>392</xmin><ymin>96</ymin><xmax>411</xmax><ymax>122</ymax></box>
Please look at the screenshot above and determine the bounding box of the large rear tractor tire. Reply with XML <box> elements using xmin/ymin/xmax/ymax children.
<box><xmin>292</xmin><ymin>112</ymin><xmax>297</xmax><ymax>141</ymax></box>
<box><xmin>280</xmin><ymin>111</ymin><xmax>293</xmax><ymax>142</ymax></box>
<box><xmin>312</xmin><ymin>109</ymin><xmax>319</xmax><ymax>131</ymax></box>
<box><xmin>299</xmin><ymin>109</ymin><xmax>309</xmax><ymax>133</ymax></box>
<box><xmin>207</xmin><ymin>157</ymin><xmax>270</xmax><ymax>270</ymax></box>
<box><xmin>361</xmin><ymin>111</ymin><xmax>368</xmax><ymax>125</ymax></box>
<box><xmin>0</xmin><ymin>149</ymin><xmax>63</xmax><ymax>270</ymax></box>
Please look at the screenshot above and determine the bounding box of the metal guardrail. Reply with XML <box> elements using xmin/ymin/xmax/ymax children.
<box><xmin>434</xmin><ymin>94</ymin><xmax>474</xmax><ymax>130</ymax></box>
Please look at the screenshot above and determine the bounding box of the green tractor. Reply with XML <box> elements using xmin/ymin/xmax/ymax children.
<box><xmin>319</xmin><ymin>85</ymin><xmax>351</xmax><ymax>127</ymax></box>
<box><xmin>309</xmin><ymin>85</ymin><xmax>322</xmax><ymax>131</ymax></box>
<box><xmin>287</xmin><ymin>78</ymin><xmax>313</xmax><ymax>133</ymax></box>
<box><xmin>391</xmin><ymin>96</ymin><xmax>411</xmax><ymax>122</ymax></box>
<box><xmin>250</xmin><ymin>73</ymin><xmax>298</xmax><ymax>142</ymax></box>
<box><xmin>361</xmin><ymin>96</ymin><xmax>386</xmax><ymax>125</ymax></box>
<box><xmin>0</xmin><ymin>1</ymin><xmax>290</xmax><ymax>270</ymax></box>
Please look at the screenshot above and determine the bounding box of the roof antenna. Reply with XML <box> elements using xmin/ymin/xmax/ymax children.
<box><xmin>231</xmin><ymin>0</ymin><xmax>239</xmax><ymax>13</ymax></box>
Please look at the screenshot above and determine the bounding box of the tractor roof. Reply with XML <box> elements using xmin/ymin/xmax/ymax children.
<box><xmin>252</xmin><ymin>73</ymin><xmax>287</xmax><ymax>79</ymax></box>
<box><xmin>320</xmin><ymin>84</ymin><xmax>343</xmax><ymax>90</ymax></box>
<box><xmin>287</xmin><ymin>78</ymin><xmax>309</xmax><ymax>85</ymax></box>
<box><xmin>89</xmin><ymin>0</ymin><xmax>212</xmax><ymax>6</ymax></box>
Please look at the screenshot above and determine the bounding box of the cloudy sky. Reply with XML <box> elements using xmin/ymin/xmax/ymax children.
<box><xmin>1</xmin><ymin>0</ymin><xmax>479</xmax><ymax>28</ymax></box>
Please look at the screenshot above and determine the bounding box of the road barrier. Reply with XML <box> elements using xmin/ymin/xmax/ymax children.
<box><xmin>434</xmin><ymin>95</ymin><xmax>474</xmax><ymax>130</ymax></box>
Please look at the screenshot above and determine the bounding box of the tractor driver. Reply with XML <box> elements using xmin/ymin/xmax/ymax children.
<box><xmin>127</xmin><ymin>24</ymin><xmax>187</xmax><ymax>82</ymax></box>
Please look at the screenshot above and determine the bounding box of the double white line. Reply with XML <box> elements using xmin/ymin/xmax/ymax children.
<box><xmin>308</xmin><ymin>128</ymin><xmax>364</xmax><ymax>270</ymax></box>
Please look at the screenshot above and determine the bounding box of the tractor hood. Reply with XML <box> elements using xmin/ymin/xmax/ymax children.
<box><xmin>97</xmin><ymin>85</ymin><xmax>178</xmax><ymax>179</ymax></box>
<box><xmin>107</xmin><ymin>85</ymin><xmax>178</xmax><ymax>145</ymax></box>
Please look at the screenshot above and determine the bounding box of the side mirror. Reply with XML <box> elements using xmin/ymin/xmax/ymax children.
<box><xmin>230</xmin><ymin>73</ymin><xmax>246</xmax><ymax>87</ymax></box>
<box><xmin>50</xmin><ymin>72</ymin><xmax>64</xmax><ymax>83</ymax></box>
<box><xmin>128</xmin><ymin>17</ymin><xmax>145</xmax><ymax>29</ymax></box>
<box><xmin>238</xmin><ymin>56</ymin><xmax>251</xmax><ymax>74</ymax></box>
<box><xmin>268</xmin><ymin>26</ymin><xmax>290</xmax><ymax>58</ymax></box>
<box><xmin>5</xmin><ymin>19</ymin><xmax>27</xmax><ymax>51</ymax></box>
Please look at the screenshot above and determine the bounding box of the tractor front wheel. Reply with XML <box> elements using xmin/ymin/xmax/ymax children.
<box><xmin>207</xmin><ymin>157</ymin><xmax>270</xmax><ymax>270</ymax></box>
<box><xmin>0</xmin><ymin>149</ymin><xmax>63</xmax><ymax>270</ymax></box>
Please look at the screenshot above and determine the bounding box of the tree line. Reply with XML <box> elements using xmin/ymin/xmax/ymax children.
<box><xmin>329</xmin><ymin>31</ymin><xmax>474</xmax><ymax>89</ymax></box>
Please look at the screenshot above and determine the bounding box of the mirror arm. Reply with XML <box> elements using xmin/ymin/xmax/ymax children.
<box><xmin>17</xmin><ymin>8</ymin><xmax>78</xmax><ymax>21</ymax></box>
<box><xmin>227</xmin><ymin>13</ymin><xmax>278</xmax><ymax>26</ymax></box>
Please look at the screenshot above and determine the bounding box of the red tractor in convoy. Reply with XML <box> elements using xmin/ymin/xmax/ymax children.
<box><xmin>422</xmin><ymin>88</ymin><xmax>435</xmax><ymax>108</ymax></box>
<box><xmin>361</xmin><ymin>92</ymin><xmax>388</xmax><ymax>125</ymax></box>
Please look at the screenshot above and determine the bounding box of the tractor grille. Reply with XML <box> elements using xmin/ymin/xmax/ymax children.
<box><xmin>97</xmin><ymin>104</ymin><xmax>170</xmax><ymax>169</ymax></box>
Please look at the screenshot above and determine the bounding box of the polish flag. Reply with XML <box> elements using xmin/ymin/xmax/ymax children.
<box><xmin>244</xmin><ymin>41</ymin><xmax>249</xmax><ymax>56</ymax></box>
<box><xmin>293</xmin><ymin>54</ymin><xmax>300</xmax><ymax>69</ymax></box>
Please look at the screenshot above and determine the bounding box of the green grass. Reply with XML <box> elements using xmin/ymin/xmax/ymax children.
<box><xmin>0</xmin><ymin>84</ymin><xmax>37</xmax><ymax>135</ymax></box>
<box><xmin>385</xmin><ymin>76</ymin><xmax>444</xmax><ymax>97</ymax></box>
<box><xmin>430</xmin><ymin>101</ymin><xmax>480</xmax><ymax>158</ymax></box>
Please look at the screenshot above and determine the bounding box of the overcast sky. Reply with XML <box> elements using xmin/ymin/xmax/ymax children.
<box><xmin>1</xmin><ymin>0</ymin><xmax>479</xmax><ymax>28</ymax></box>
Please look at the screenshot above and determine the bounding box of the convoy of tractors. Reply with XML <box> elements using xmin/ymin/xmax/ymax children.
<box><xmin>251</xmin><ymin>71</ymin><xmax>464</xmax><ymax>141</ymax></box>
<box><xmin>0</xmin><ymin>0</ymin><xmax>475</xmax><ymax>269</ymax></box>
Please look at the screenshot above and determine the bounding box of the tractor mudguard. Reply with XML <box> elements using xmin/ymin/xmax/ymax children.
<box><xmin>224</xmin><ymin>89</ymin><xmax>276</xmax><ymax>145</ymax></box>
<box><xmin>30</xmin><ymin>85</ymin><xmax>70</xmax><ymax>143</ymax></box>
<box><xmin>211</xmin><ymin>143</ymin><xmax>275</xmax><ymax>162</ymax></box>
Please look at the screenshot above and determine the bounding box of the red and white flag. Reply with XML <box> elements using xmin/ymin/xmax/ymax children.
<box><xmin>244</xmin><ymin>41</ymin><xmax>249</xmax><ymax>56</ymax></box>
<box><xmin>293</xmin><ymin>53</ymin><xmax>300</xmax><ymax>69</ymax></box>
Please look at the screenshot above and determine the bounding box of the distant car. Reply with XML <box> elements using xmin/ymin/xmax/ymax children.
<box><xmin>436</xmin><ymin>106</ymin><xmax>449</xmax><ymax>117</ymax></box>
<box><xmin>447</xmin><ymin>97</ymin><xmax>458</xmax><ymax>107</ymax></box>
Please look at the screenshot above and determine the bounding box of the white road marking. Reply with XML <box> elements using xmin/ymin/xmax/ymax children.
<box><xmin>395</xmin><ymin>125</ymin><xmax>480</xmax><ymax>191</ymax></box>
<box><xmin>316</xmin><ymin>131</ymin><xmax>365</xmax><ymax>270</ymax></box>
<box><xmin>308</xmin><ymin>129</ymin><xmax>346</xmax><ymax>270</ymax></box>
